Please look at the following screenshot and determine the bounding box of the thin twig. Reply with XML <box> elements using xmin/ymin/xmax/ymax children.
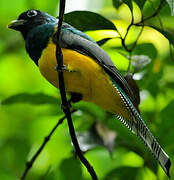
<box><xmin>56</xmin><ymin>0</ymin><xmax>98</xmax><ymax>179</ymax></box>
<box><xmin>148</xmin><ymin>0</ymin><xmax>164</xmax><ymax>29</ymax></box>
<box><xmin>130</xmin><ymin>25</ymin><xmax>144</xmax><ymax>52</ymax></box>
<box><xmin>143</xmin><ymin>0</ymin><xmax>165</xmax><ymax>22</ymax></box>
<box><xmin>20</xmin><ymin>112</ymin><xmax>71</xmax><ymax>180</ymax></box>
<box><xmin>121</xmin><ymin>0</ymin><xmax>165</xmax><ymax>72</ymax></box>
<box><xmin>121</xmin><ymin>22</ymin><xmax>133</xmax><ymax>52</ymax></box>
<box><xmin>127</xmin><ymin>51</ymin><xmax>132</xmax><ymax>73</ymax></box>
<box><xmin>135</xmin><ymin>0</ymin><xmax>166</xmax><ymax>25</ymax></box>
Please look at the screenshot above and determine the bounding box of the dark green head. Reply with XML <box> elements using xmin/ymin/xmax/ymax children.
<box><xmin>8</xmin><ymin>10</ymin><xmax>57</xmax><ymax>65</ymax></box>
<box><xmin>8</xmin><ymin>9</ymin><xmax>57</xmax><ymax>39</ymax></box>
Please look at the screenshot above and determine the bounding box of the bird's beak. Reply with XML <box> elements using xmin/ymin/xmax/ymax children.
<box><xmin>8</xmin><ymin>19</ymin><xmax>26</xmax><ymax>30</ymax></box>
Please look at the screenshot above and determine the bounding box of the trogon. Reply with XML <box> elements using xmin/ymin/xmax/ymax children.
<box><xmin>8</xmin><ymin>9</ymin><xmax>171</xmax><ymax>176</ymax></box>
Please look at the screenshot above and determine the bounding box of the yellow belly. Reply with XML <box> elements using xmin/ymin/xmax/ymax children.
<box><xmin>38</xmin><ymin>41</ymin><xmax>132</xmax><ymax>120</ymax></box>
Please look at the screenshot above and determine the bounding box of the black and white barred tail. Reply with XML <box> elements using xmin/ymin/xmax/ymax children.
<box><xmin>116</xmin><ymin>89</ymin><xmax>171</xmax><ymax>177</ymax></box>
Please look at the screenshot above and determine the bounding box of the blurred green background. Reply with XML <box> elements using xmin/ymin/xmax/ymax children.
<box><xmin>1</xmin><ymin>0</ymin><xmax>174</xmax><ymax>179</ymax></box>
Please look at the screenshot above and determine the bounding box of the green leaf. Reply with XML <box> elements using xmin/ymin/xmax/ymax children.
<box><xmin>159</xmin><ymin>101</ymin><xmax>174</xmax><ymax>145</ymax></box>
<box><xmin>166</xmin><ymin>82</ymin><xmax>174</xmax><ymax>89</ymax></box>
<box><xmin>1</xmin><ymin>93</ymin><xmax>59</xmax><ymax>105</ymax></box>
<box><xmin>112</xmin><ymin>0</ymin><xmax>133</xmax><ymax>12</ymax></box>
<box><xmin>64</xmin><ymin>11</ymin><xmax>116</xmax><ymax>31</ymax></box>
<box><xmin>132</xmin><ymin>43</ymin><xmax>157</xmax><ymax>60</ymax></box>
<box><xmin>104</xmin><ymin>166</ymin><xmax>140</xmax><ymax>180</ymax></box>
<box><xmin>59</xmin><ymin>158</ymin><xmax>82</xmax><ymax>180</ymax></box>
<box><xmin>151</xmin><ymin>26</ymin><xmax>174</xmax><ymax>46</ymax></box>
<box><xmin>97</xmin><ymin>38</ymin><xmax>112</xmax><ymax>46</ymax></box>
<box><xmin>133</xmin><ymin>0</ymin><xmax>146</xmax><ymax>10</ymax></box>
<box><xmin>166</xmin><ymin>0</ymin><xmax>174</xmax><ymax>16</ymax></box>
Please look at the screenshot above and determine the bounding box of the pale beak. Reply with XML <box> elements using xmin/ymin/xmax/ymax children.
<box><xmin>8</xmin><ymin>19</ymin><xmax>26</xmax><ymax>30</ymax></box>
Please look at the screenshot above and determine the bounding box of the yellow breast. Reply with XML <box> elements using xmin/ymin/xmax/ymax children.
<box><xmin>38</xmin><ymin>41</ymin><xmax>132</xmax><ymax>120</ymax></box>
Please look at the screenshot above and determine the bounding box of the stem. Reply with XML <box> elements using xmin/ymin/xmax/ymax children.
<box><xmin>56</xmin><ymin>0</ymin><xmax>98</xmax><ymax>179</ymax></box>
<box><xmin>20</xmin><ymin>112</ymin><xmax>69</xmax><ymax>180</ymax></box>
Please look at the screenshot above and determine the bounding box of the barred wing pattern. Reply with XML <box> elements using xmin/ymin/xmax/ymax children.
<box><xmin>115</xmin><ymin>86</ymin><xmax>171</xmax><ymax>177</ymax></box>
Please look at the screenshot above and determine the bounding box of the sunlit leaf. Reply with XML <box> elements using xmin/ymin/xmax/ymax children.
<box><xmin>64</xmin><ymin>11</ymin><xmax>116</xmax><ymax>31</ymax></box>
<box><xmin>150</xmin><ymin>26</ymin><xmax>174</xmax><ymax>46</ymax></box>
<box><xmin>112</xmin><ymin>0</ymin><xmax>133</xmax><ymax>12</ymax></box>
<box><xmin>1</xmin><ymin>93</ymin><xmax>59</xmax><ymax>105</ymax></box>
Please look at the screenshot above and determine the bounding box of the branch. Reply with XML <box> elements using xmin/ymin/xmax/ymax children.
<box><xmin>56</xmin><ymin>0</ymin><xmax>98</xmax><ymax>179</ymax></box>
<box><xmin>135</xmin><ymin>0</ymin><xmax>166</xmax><ymax>25</ymax></box>
<box><xmin>121</xmin><ymin>22</ymin><xmax>133</xmax><ymax>52</ymax></box>
<box><xmin>20</xmin><ymin>112</ymin><xmax>71</xmax><ymax>180</ymax></box>
<box><xmin>120</xmin><ymin>0</ymin><xmax>165</xmax><ymax>72</ymax></box>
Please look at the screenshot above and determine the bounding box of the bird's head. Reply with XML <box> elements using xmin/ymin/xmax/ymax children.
<box><xmin>8</xmin><ymin>10</ymin><xmax>57</xmax><ymax>39</ymax></box>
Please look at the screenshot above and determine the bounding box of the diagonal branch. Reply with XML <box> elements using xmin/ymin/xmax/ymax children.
<box><xmin>20</xmin><ymin>111</ymin><xmax>71</xmax><ymax>180</ymax></box>
<box><xmin>56</xmin><ymin>0</ymin><xmax>98</xmax><ymax>179</ymax></box>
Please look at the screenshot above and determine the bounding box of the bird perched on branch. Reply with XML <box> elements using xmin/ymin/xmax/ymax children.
<box><xmin>8</xmin><ymin>9</ymin><xmax>171</xmax><ymax>177</ymax></box>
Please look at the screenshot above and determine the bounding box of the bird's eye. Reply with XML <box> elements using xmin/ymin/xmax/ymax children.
<box><xmin>27</xmin><ymin>10</ymin><xmax>37</xmax><ymax>17</ymax></box>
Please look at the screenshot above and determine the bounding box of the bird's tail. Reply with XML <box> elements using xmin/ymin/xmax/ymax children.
<box><xmin>116</xmin><ymin>90</ymin><xmax>171</xmax><ymax>177</ymax></box>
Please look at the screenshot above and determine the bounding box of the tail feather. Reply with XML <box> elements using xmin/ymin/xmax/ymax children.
<box><xmin>116</xmin><ymin>90</ymin><xmax>171</xmax><ymax>177</ymax></box>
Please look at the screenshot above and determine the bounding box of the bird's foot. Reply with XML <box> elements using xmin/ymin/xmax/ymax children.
<box><xmin>55</xmin><ymin>64</ymin><xmax>67</xmax><ymax>72</ymax></box>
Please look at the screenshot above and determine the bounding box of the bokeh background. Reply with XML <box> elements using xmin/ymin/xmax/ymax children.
<box><xmin>1</xmin><ymin>0</ymin><xmax>174</xmax><ymax>179</ymax></box>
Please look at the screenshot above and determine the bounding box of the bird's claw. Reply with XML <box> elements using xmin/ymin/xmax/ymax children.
<box><xmin>55</xmin><ymin>64</ymin><xmax>67</xmax><ymax>72</ymax></box>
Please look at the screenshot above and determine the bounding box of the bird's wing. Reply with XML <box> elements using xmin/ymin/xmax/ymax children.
<box><xmin>53</xmin><ymin>24</ymin><xmax>171</xmax><ymax>176</ymax></box>
<box><xmin>53</xmin><ymin>23</ymin><xmax>135</xmax><ymax>104</ymax></box>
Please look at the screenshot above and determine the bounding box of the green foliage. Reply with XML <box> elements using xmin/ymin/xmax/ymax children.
<box><xmin>1</xmin><ymin>0</ymin><xmax>174</xmax><ymax>180</ymax></box>
<box><xmin>133</xmin><ymin>0</ymin><xmax>146</xmax><ymax>10</ymax></box>
<box><xmin>64</xmin><ymin>11</ymin><xmax>116</xmax><ymax>31</ymax></box>
<box><xmin>59</xmin><ymin>158</ymin><xmax>82</xmax><ymax>180</ymax></box>
<box><xmin>112</xmin><ymin>0</ymin><xmax>133</xmax><ymax>12</ymax></box>
<box><xmin>166</xmin><ymin>0</ymin><xmax>174</xmax><ymax>15</ymax></box>
<box><xmin>151</xmin><ymin>26</ymin><xmax>174</xmax><ymax>46</ymax></box>
<box><xmin>104</xmin><ymin>166</ymin><xmax>140</xmax><ymax>180</ymax></box>
<box><xmin>2</xmin><ymin>93</ymin><xmax>60</xmax><ymax>105</ymax></box>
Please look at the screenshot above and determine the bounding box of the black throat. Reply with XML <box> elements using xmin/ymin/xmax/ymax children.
<box><xmin>25</xmin><ymin>24</ymin><xmax>55</xmax><ymax>65</ymax></box>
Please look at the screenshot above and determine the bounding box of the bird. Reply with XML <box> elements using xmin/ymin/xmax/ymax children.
<box><xmin>8</xmin><ymin>9</ymin><xmax>171</xmax><ymax>177</ymax></box>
